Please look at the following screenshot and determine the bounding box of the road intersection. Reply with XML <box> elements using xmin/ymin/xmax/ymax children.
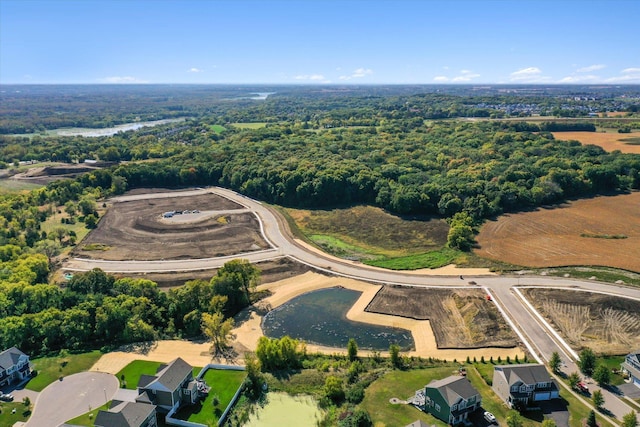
<box><xmin>64</xmin><ymin>187</ymin><xmax>640</xmax><ymax>423</ymax></box>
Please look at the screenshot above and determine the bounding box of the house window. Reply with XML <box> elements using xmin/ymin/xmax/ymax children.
<box><xmin>435</xmin><ymin>404</ymin><xmax>441</xmax><ymax>412</ymax></box>
<box><xmin>452</xmin><ymin>404</ymin><xmax>457</xmax><ymax>411</ymax></box>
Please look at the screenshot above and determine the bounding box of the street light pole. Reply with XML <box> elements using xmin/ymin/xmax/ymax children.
<box><xmin>103</xmin><ymin>388</ymin><xmax>107</xmax><ymax>404</ymax></box>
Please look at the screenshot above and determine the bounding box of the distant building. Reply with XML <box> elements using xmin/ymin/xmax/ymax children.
<box><xmin>94</xmin><ymin>401</ymin><xmax>157</xmax><ymax>427</ymax></box>
<box><xmin>0</xmin><ymin>347</ymin><xmax>31</xmax><ymax>387</ymax></box>
<box><xmin>423</xmin><ymin>375</ymin><xmax>481</xmax><ymax>425</ymax></box>
<box><xmin>492</xmin><ymin>364</ymin><xmax>559</xmax><ymax>407</ymax></box>
<box><xmin>621</xmin><ymin>351</ymin><xmax>640</xmax><ymax>389</ymax></box>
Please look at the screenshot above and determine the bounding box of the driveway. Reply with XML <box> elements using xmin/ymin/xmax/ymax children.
<box><xmin>25</xmin><ymin>372</ymin><xmax>118</xmax><ymax>427</ymax></box>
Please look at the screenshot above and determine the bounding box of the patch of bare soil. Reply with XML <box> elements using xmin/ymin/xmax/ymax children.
<box><xmin>73</xmin><ymin>193</ymin><xmax>269</xmax><ymax>260</ymax></box>
<box><xmin>365</xmin><ymin>286</ymin><xmax>517</xmax><ymax>349</ymax></box>
<box><xmin>552</xmin><ymin>131</ymin><xmax>640</xmax><ymax>154</ymax></box>
<box><xmin>114</xmin><ymin>257</ymin><xmax>313</xmax><ymax>289</ymax></box>
<box><xmin>475</xmin><ymin>192</ymin><xmax>640</xmax><ymax>272</ymax></box>
<box><xmin>521</xmin><ymin>288</ymin><xmax>640</xmax><ymax>354</ymax></box>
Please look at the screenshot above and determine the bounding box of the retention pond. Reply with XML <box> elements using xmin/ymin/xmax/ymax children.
<box><xmin>262</xmin><ymin>287</ymin><xmax>414</xmax><ymax>351</ymax></box>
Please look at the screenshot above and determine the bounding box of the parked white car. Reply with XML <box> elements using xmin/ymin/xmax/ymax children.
<box><xmin>484</xmin><ymin>411</ymin><xmax>497</xmax><ymax>424</ymax></box>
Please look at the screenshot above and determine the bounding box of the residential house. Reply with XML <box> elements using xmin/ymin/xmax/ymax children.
<box><xmin>492</xmin><ymin>364</ymin><xmax>559</xmax><ymax>407</ymax></box>
<box><xmin>0</xmin><ymin>347</ymin><xmax>31</xmax><ymax>388</ymax></box>
<box><xmin>621</xmin><ymin>350</ymin><xmax>640</xmax><ymax>389</ymax></box>
<box><xmin>94</xmin><ymin>401</ymin><xmax>157</xmax><ymax>427</ymax></box>
<box><xmin>423</xmin><ymin>376</ymin><xmax>481</xmax><ymax>425</ymax></box>
<box><xmin>135</xmin><ymin>357</ymin><xmax>198</xmax><ymax>413</ymax></box>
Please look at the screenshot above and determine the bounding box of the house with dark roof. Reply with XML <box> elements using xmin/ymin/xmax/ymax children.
<box><xmin>0</xmin><ymin>347</ymin><xmax>31</xmax><ymax>388</ymax></box>
<box><xmin>492</xmin><ymin>364</ymin><xmax>559</xmax><ymax>407</ymax></box>
<box><xmin>94</xmin><ymin>401</ymin><xmax>157</xmax><ymax>427</ymax></box>
<box><xmin>621</xmin><ymin>350</ymin><xmax>640</xmax><ymax>389</ymax></box>
<box><xmin>135</xmin><ymin>357</ymin><xmax>198</xmax><ymax>413</ymax></box>
<box><xmin>423</xmin><ymin>376</ymin><xmax>481</xmax><ymax>425</ymax></box>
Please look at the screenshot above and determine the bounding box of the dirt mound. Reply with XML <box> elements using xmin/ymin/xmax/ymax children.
<box><xmin>365</xmin><ymin>286</ymin><xmax>517</xmax><ymax>349</ymax></box>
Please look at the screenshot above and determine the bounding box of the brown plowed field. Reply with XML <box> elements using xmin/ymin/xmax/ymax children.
<box><xmin>475</xmin><ymin>193</ymin><xmax>640</xmax><ymax>272</ymax></box>
<box><xmin>552</xmin><ymin>131</ymin><xmax>640</xmax><ymax>154</ymax></box>
<box><xmin>521</xmin><ymin>288</ymin><xmax>640</xmax><ymax>354</ymax></box>
<box><xmin>365</xmin><ymin>286</ymin><xmax>517</xmax><ymax>349</ymax></box>
<box><xmin>73</xmin><ymin>193</ymin><xmax>269</xmax><ymax>260</ymax></box>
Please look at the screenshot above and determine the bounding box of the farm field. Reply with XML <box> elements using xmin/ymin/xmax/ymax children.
<box><xmin>551</xmin><ymin>131</ymin><xmax>640</xmax><ymax>154</ymax></box>
<box><xmin>520</xmin><ymin>288</ymin><xmax>640</xmax><ymax>354</ymax></box>
<box><xmin>475</xmin><ymin>192</ymin><xmax>640</xmax><ymax>272</ymax></box>
<box><xmin>73</xmin><ymin>191</ymin><xmax>269</xmax><ymax>260</ymax></box>
<box><xmin>365</xmin><ymin>287</ymin><xmax>517</xmax><ymax>349</ymax></box>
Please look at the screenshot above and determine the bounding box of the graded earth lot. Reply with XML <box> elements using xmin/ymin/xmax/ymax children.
<box><xmin>365</xmin><ymin>286</ymin><xmax>518</xmax><ymax>349</ymax></box>
<box><xmin>73</xmin><ymin>192</ymin><xmax>269</xmax><ymax>260</ymax></box>
<box><xmin>551</xmin><ymin>131</ymin><xmax>640</xmax><ymax>154</ymax></box>
<box><xmin>520</xmin><ymin>288</ymin><xmax>640</xmax><ymax>355</ymax></box>
<box><xmin>475</xmin><ymin>192</ymin><xmax>640</xmax><ymax>272</ymax></box>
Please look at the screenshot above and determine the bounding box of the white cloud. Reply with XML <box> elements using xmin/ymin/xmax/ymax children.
<box><xmin>576</xmin><ymin>64</ymin><xmax>605</xmax><ymax>73</ymax></box>
<box><xmin>339</xmin><ymin>68</ymin><xmax>373</xmax><ymax>80</ymax></box>
<box><xmin>509</xmin><ymin>67</ymin><xmax>552</xmax><ymax>83</ymax></box>
<box><xmin>98</xmin><ymin>76</ymin><xmax>148</xmax><ymax>84</ymax></box>
<box><xmin>558</xmin><ymin>74</ymin><xmax>599</xmax><ymax>83</ymax></box>
<box><xmin>452</xmin><ymin>73</ymin><xmax>480</xmax><ymax>82</ymax></box>
<box><xmin>601</xmin><ymin>67</ymin><xmax>640</xmax><ymax>83</ymax></box>
<box><xmin>433</xmin><ymin>70</ymin><xmax>480</xmax><ymax>83</ymax></box>
<box><xmin>510</xmin><ymin>67</ymin><xmax>542</xmax><ymax>77</ymax></box>
<box><xmin>294</xmin><ymin>74</ymin><xmax>330</xmax><ymax>83</ymax></box>
<box><xmin>188</xmin><ymin>67</ymin><xmax>203</xmax><ymax>73</ymax></box>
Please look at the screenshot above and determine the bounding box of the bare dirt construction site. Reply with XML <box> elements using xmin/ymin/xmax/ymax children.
<box><xmin>73</xmin><ymin>192</ymin><xmax>270</xmax><ymax>260</ymax></box>
<box><xmin>552</xmin><ymin>131</ymin><xmax>640</xmax><ymax>154</ymax></box>
<box><xmin>116</xmin><ymin>258</ymin><xmax>312</xmax><ymax>289</ymax></box>
<box><xmin>365</xmin><ymin>286</ymin><xmax>518</xmax><ymax>349</ymax></box>
<box><xmin>521</xmin><ymin>288</ymin><xmax>640</xmax><ymax>355</ymax></box>
<box><xmin>475</xmin><ymin>192</ymin><xmax>640</xmax><ymax>272</ymax></box>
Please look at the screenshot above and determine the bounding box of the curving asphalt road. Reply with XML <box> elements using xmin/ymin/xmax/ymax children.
<box><xmin>63</xmin><ymin>187</ymin><xmax>640</xmax><ymax>422</ymax></box>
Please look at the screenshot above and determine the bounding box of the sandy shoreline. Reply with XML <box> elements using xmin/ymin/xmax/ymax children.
<box><xmin>91</xmin><ymin>271</ymin><xmax>521</xmax><ymax>373</ymax></box>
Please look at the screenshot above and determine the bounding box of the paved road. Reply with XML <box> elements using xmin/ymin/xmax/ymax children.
<box><xmin>25</xmin><ymin>372</ymin><xmax>118</xmax><ymax>427</ymax></box>
<box><xmin>62</xmin><ymin>187</ymin><xmax>640</xmax><ymax>422</ymax></box>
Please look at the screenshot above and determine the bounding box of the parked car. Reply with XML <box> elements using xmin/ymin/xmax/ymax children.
<box><xmin>484</xmin><ymin>411</ymin><xmax>496</xmax><ymax>424</ymax></box>
<box><xmin>0</xmin><ymin>393</ymin><xmax>14</xmax><ymax>402</ymax></box>
<box><xmin>577</xmin><ymin>381</ymin><xmax>590</xmax><ymax>394</ymax></box>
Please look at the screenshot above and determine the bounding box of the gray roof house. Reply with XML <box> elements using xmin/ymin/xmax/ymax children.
<box><xmin>424</xmin><ymin>375</ymin><xmax>481</xmax><ymax>425</ymax></box>
<box><xmin>0</xmin><ymin>347</ymin><xmax>31</xmax><ymax>387</ymax></box>
<box><xmin>492</xmin><ymin>364</ymin><xmax>559</xmax><ymax>407</ymax></box>
<box><xmin>621</xmin><ymin>351</ymin><xmax>640</xmax><ymax>389</ymax></box>
<box><xmin>94</xmin><ymin>400</ymin><xmax>157</xmax><ymax>427</ymax></box>
<box><xmin>135</xmin><ymin>357</ymin><xmax>198</xmax><ymax>413</ymax></box>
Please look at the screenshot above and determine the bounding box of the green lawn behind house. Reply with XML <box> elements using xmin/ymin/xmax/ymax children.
<box><xmin>176</xmin><ymin>369</ymin><xmax>246</xmax><ymax>425</ymax></box>
<box><xmin>26</xmin><ymin>350</ymin><xmax>103</xmax><ymax>392</ymax></box>
<box><xmin>115</xmin><ymin>360</ymin><xmax>165</xmax><ymax>389</ymax></box>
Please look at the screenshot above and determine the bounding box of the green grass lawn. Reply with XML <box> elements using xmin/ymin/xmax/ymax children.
<box><xmin>0</xmin><ymin>401</ymin><xmax>31</xmax><ymax>427</ymax></box>
<box><xmin>0</xmin><ymin>179</ymin><xmax>44</xmax><ymax>194</ymax></box>
<box><xmin>175</xmin><ymin>369</ymin><xmax>246</xmax><ymax>425</ymax></box>
<box><xmin>26</xmin><ymin>350</ymin><xmax>103</xmax><ymax>392</ymax></box>
<box><xmin>115</xmin><ymin>360</ymin><xmax>164</xmax><ymax>389</ymax></box>
<box><xmin>231</xmin><ymin>122</ymin><xmax>268</xmax><ymax>129</ymax></box>
<box><xmin>596</xmin><ymin>355</ymin><xmax>626</xmax><ymax>386</ymax></box>
<box><xmin>360</xmin><ymin>366</ymin><xmax>453</xmax><ymax>427</ymax></box>
<box><xmin>364</xmin><ymin>248</ymin><xmax>462</xmax><ymax>270</ymax></box>
<box><xmin>64</xmin><ymin>402</ymin><xmax>110</xmax><ymax>426</ymax></box>
<box><xmin>210</xmin><ymin>124</ymin><xmax>226</xmax><ymax>133</ymax></box>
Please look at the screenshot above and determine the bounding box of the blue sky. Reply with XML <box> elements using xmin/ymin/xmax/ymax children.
<box><xmin>1</xmin><ymin>0</ymin><xmax>639</xmax><ymax>84</ymax></box>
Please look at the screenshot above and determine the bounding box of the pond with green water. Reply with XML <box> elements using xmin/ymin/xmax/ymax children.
<box><xmin>244</xmin><ymin>392</ymin><xmax>322</xmax><ymax>427</ymax></box>
<box><xmin>262</xmin><ymin>287</ymin><xmax>414</xmax><ymax>351</ymax></box>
